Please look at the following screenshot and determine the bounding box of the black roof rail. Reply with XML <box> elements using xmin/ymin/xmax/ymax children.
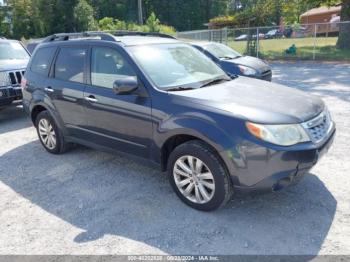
<box><xmin>93</xmin><ymin>30</ymin><xmax>177</xmax><ymax>39</ymax></box>
<box><xmin>42</xmin><ymin>32</ymin><xmax>117</xmax><ymax>43</ymax></box>
<box><xmin>0</xmin><ymin>36</ymin><xmax>6</xmax><ymax>39</ymax></box>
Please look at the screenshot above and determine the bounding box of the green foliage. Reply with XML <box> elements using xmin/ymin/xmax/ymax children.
<box><xmin>0</xmin><ymin>5</ymin><xmax>11</xmax><ymax>37</ymax></box>
<box><xmin>146</xmin><ymin>12</ymin><xmax>160</xmax><ymax>32</ymax></box>
<box><xmin>3</xmin><ymin>0</ymin><xmax>348</xmax><ymax>49</ymax></box>
<box><xmin>97</xmin><ymin>13</ymin><xmax>175</xmax><ymax>34</ymax></box>
<box><xmin>209</xmin><ymin>15</ymin><xmax>237</xmax><ymax>27</ymax></box>
<box><xmin>98</xmin><ymin>17</ymin><xmax>115</xmax><ymax>31</ymax></box>
<box><xmin>7</xmin><ymin>0</ymin><xmax>39</xmax><ymax>38</ymax></box>
<box><xmin>73</xmin><ymin>0</ymin><xmax>97</xmax><ymax>31</ymax></box>
<box><xmin>159</xmin><ymin>25</ymin><xmax>176</xmax><ymax>35</ymax></box>
<box><xmin>210</xmin><ymin>0</ymin><xmax>284</xmax><ymax>28</ymax></box>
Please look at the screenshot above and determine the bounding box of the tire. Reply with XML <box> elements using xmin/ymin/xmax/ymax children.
<box><xmin>167</xmin><ymin>140</ymin><xmax>233</xmax><ymax>211</ymax></box>
<box><xmin>35</xmin><ymin>111</ymin><xmax>69</xmax><ymax>154</ymax></box>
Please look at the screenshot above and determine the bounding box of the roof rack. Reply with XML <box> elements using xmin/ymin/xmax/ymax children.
<box><xmin>94</xmin><ymin>30</ymin><xmax>176</xmax><ymax>39</ymax></box>
<box><xmin>42</xmin><ymin>32</ymin><xmax>117</xmax><ymax>43</ymax></box>
<box><xmin>0</xmin><ymin>36</ymin><xmax>7</xmax><ymax>39</ymax></box>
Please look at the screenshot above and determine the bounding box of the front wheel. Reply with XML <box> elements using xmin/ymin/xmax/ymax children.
<box><xmin>167</xmin><ymin>140</ymin><xmax>233</xmax><ymax>211</ymax></box>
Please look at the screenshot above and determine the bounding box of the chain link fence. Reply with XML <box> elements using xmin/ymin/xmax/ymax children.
<box><xmin>177</xmin><ymin>21</ymin><xmax>350</xmax><ymax>61</ymax></box>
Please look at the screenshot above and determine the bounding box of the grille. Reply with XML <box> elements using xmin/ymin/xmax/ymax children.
<box><xmin>262</xmin><ymin>70</ymin><xmax>271</xmax><ymax>76</ymax></box>
<box><xmin>8</xmin><ymin>71</ymin><xmax>25</xmax><ymax>86</ymax></box>
<box><xmin>261</xmin><ymin>70</ymin><xmax>272</xmax><ymax>80</ymax></box>
<box><xmin>302</xmin><ymin>110</ymin><xmax>332</xmax><ymax>143</ymax></box>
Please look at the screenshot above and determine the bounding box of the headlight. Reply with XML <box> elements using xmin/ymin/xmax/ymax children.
<box><xmin>0</xmin><ymin>72</ymin><xmax>11</xmax><ymax>87</ymax></box>
<box><xmin>246</xmin><ymin>122</ymin><xmax>310</xmax><ymax>146</ymax></box>
<box><xmin>239</xmin><ymin>65</ymin><xmax>257</xmax><ymax>76</ymax></box>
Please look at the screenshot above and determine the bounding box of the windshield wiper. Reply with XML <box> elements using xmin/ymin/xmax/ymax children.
<box><xmin>166</xmin><ymin>86</ymin><xmax>197</xmax><ymax>92</ymax></box>
<box><xmin>200</xmin><ymin>77</ymin><xmax>230</xmax><ymax>88</ymax></box>
<box><xmin>219</xmin><ymin>55</ymin><xmax>242</xmax><ymax>60</ymax></box>
<box><xmin>219</xmin><ymin>56</ymin><xmax>235</xmax><ymax>60</ymax></box>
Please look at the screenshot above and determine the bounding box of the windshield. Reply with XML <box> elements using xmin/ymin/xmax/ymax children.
<box><xmin>0</xmin><ymin>42</ymin><xmax>30</xmax><ymax>60</ymax></box>
<box><xmin>205</xmin><ymin>43</ymin><xmax>241</xmax><ymax>59</ymax></box>
<box><xmin>128</xmin><ymin>44</ymin><xmax>229</xmax><ymax>90</ymax></box>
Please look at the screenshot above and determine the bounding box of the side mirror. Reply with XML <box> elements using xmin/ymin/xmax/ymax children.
<box><xmin>113</xmin><ymin>77</ymin><xmax>138</xmax><ymax>95</ymax></box>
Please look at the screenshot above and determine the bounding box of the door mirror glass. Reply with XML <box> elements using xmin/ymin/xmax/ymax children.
<box><xmin>113</xmin><ymin>77</ymin><xmax>138</xmax><ymax>95</ymax></box>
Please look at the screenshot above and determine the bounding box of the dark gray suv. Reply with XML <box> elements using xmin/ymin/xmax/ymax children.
<box><xmin>22</xmin><ymin>32</ymin><xmax>335</xmax><ymax>211</ymax></box>
<box><xmin>0</xmin><ymin>38</ymin><xmax>29</xmax><ymax>108</ymax></box>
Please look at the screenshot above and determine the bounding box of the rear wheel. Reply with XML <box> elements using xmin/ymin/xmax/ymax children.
<box><xmin>35</xmin><ymin>111</ymin><xmax>69</xmax><ymax>154</ymax></box>
<box><xmin>167</xmin><ymin>140</ymin><xmax>233</xmax><ymax>211</ymax></box>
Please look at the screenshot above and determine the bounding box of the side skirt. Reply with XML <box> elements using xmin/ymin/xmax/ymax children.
<box><xmin>65</xmin><ymin>136</ymin><xmax>162</xmax><ymax>171</ymax></box>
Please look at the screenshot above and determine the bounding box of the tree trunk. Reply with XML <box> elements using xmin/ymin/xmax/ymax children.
<box><xmin>336</xmin><ymin>0</ymin><xmax>350</xmax><ymax>49</ymax></box>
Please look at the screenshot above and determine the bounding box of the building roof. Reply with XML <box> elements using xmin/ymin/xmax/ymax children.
<box><xmin>301</xmin><ymin>5</ymin><xmax>341</xmax><ymax>17</ymax></box>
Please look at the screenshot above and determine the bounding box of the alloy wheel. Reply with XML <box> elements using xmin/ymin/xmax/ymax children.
<box><xmin>38</xmin><ymin>118</ymin><xmax>57</xmax><ymax>150</ymax></box>
<box><xmin>173</xmin><ymin>155</ymin><xmax>215</xmax><ymax>204</ymax></box>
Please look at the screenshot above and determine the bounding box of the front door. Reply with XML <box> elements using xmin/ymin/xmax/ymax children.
<box><xmin>83</xmin><ymin>45</ymin><xmax>152</xmax><ymax>158</ymax></box>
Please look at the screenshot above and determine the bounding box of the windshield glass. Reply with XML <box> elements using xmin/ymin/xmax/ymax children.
<box><xmin>128</xmin><ymin>44</ymin><xmax>229</xmax><ymax>90</ymax></box>
<box><xmin>0</xmin><ymin>42</ymin><xmax>30</xmax><ymax>60</ymax></box>
<box><xmin>205</xmin><ymin>43</ymin><xmax>241</xmax><ymax>59</ymax></box>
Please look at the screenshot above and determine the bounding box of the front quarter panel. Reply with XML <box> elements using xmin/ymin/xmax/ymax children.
<box><xmin>151</xmin><ymin>92</ymin><xmax>248</xmax><ymax>184</ymax></box>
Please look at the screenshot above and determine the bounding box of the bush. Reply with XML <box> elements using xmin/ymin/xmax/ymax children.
<box><xmin>98</xmin><ymin>13</ymin><xmax>176</xmax><ymax>34</ymax></box>
<box><xmin>209</xmin><ymin>15</ymin><xmax>236</xmax><ymax>28</ymax></box>
<box><xmin>159</xmin><ymin>25</ymin><xmax>176</xmax><ymax>35</ymax></box>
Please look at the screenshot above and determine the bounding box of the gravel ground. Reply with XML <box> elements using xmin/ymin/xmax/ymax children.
<box><xmin>0</xmin><ymin>62</ymin><xmax>349</xmax><ymax>255</ymax></box>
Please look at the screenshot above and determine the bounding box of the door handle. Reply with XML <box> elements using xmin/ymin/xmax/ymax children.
<box><xmin>44</xmin><ymin>87</ymin><xmax>54</xmax><ymax>93</ymax></box>
<box><xmin>85</xmin><ymin>95</ymin><xmax>98</xmax><ymax>103</ymax></box>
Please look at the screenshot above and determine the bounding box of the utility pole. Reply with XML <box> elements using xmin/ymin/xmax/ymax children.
<box><xmin>138</xmin><ymin>0</ymin><xmax>143</xmax><ymax>25</ymax></box>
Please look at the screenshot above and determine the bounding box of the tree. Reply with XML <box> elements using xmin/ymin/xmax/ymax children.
<box><xmin>8</xmin><ymin>0</ymin><xmax>37</xmax><ymax>38</ymax></box>
<box><xmin>98</xmin><ymin>17</ymin><xmax>116</xmax><ymax>31</ymax></box>
<box><xmin>0</xmin><ymin>4</ymin><xmax>11</xmax><ymax>37</ymax></box>
<box><xmin>282</xmin><ymin>0</ymin><xmax>314</xmax><ymax>24</ymax></box>
<box><xmin>73</xmin><ymin>0</ymin><xmax>97</xmax><ymax>32</ymax></box>
<box><xmin>146</xmin><ymin>12</ymin><xmax>160</xmax><ymax>32</ymax></box>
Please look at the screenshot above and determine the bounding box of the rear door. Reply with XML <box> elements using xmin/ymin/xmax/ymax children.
<box><xmin>24</xmin><ymin>46</ymin><xmax>57</xmax><ymax>104</ymax></box>
<box><xmin>48</xmin><ymin>45</ymin><xmax>88</xmax><ymax>136</ymax></box>
<box><xmin>82</xmin><ymin>45</ymin><xmax>153</xmax><ymax>158</ymax></box>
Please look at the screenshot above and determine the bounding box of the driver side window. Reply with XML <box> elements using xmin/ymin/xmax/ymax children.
<box><xmin>91</xmin><ymin>47</ymin><xmax>136</xmax><ymax>89</ymax></box>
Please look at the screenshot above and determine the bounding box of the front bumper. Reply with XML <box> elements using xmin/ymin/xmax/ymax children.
<box><xmin>0</xmin><ymin>86</ymin><xmax>23</xmax><ymax>106</ymax></box>
<box><xmin>221</xmin><ymin>127</ymin><xmax>336</xmax><ymax>194</ymax></box>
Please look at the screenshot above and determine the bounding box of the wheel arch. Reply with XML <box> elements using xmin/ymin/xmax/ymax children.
<box><xmin>159</xmin><ymin>130</ymin><xmax>232</xmax><ymax>173</ymax></box>
<box><xmin>31</xmin><ymin>104</ymin><xmax>48</xmax><ymax>126</ymax></box>
<box><xmin>29</xmin><ymin>101</ymin><xmax>66</xmax><ymax>136</ymax></box>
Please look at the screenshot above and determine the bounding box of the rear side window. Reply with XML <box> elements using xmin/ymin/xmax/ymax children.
<box><xmin>30</xmin><ymin>47</ymin><xmax>56</xmax><ymax>76</ymax></box>
<box><xmin>54</xmin><ymin>47</ymin><xmax>86</xmax><ymax>83</ymax></box>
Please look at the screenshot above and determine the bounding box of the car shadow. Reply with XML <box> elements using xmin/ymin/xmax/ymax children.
<box><xmin>0</xmin><ymin>104</ymin><xmax>32</xmax><ymax>134</ymax></box>
<box><xmin>0</xmin><ymin>140</ymin><xmax>337</xmax><ymax>255</ymax></box>
<box><xmin>272</xmin><ymin>62</ymin><xmax>350</xmax><ymax>103</ymax></box>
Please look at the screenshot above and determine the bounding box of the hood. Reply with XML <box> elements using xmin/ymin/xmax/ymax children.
<box><xmin>170</xmin><ymin>77</ymin><xmax>324</xmax><ymax>124</ymax></box>
<box><xmin>222</xmin><ymin>56</ymin><xmax>270</xmax><ymax>73</ymax></box>
<box><xmin>0</xmin><ymin>59</ymin><xmax>29</xmax><ymax>72</ymax></box>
